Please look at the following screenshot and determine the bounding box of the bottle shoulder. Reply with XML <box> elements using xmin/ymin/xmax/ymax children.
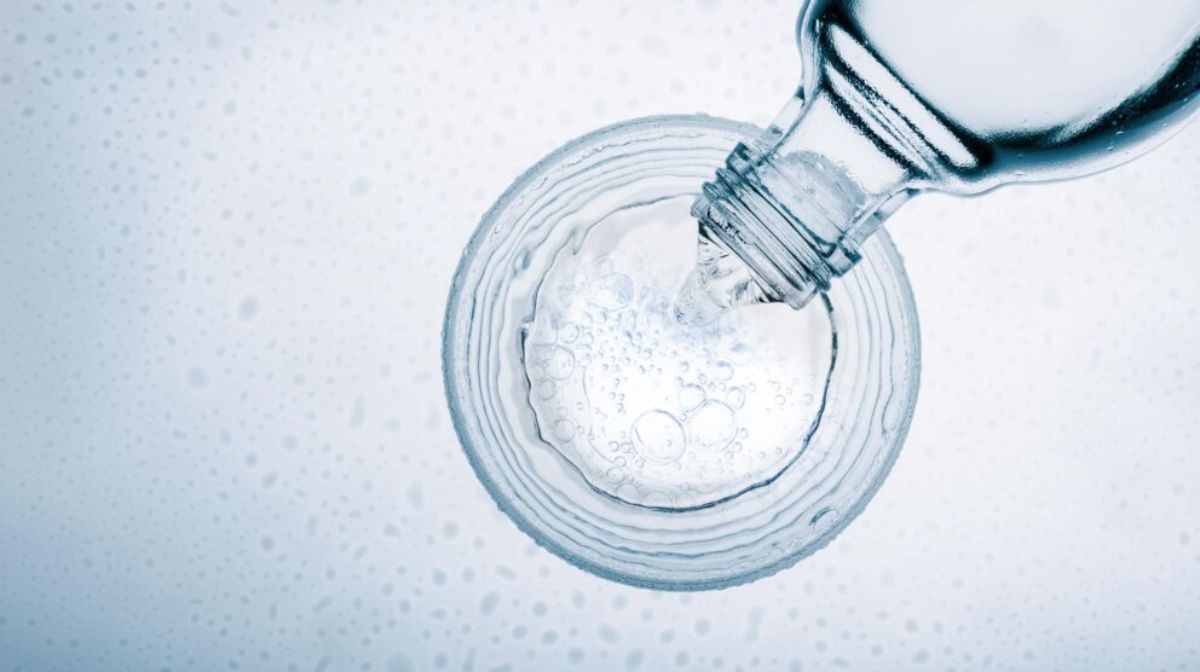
<box><xmin>810</xmin><ymin>0</ymin><xmax>1200</xmax><ymax>186</ymax></box>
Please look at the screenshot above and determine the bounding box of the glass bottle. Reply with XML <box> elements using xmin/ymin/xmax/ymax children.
<box><xmin>689</xmin><ymin>0</ymin><xmax>1200</xmax><ymax>312</ymax></box>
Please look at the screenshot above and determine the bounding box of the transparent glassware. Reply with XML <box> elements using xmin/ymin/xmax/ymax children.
<box><xmin>692</xmin><ymin>0</ymin><xmax>1200</xmax><ymax>311</ymax></box>
<box><xmin>443</xmin><ymin>116</ymin><xmax>920</xmax><ymax>589</ymax></box>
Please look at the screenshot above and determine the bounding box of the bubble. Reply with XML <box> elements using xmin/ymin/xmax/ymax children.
<box><xmin>687</xmin><ymin>400</ymin><xmax>737</xmax><ymax>450</ymax></box>
<box><xmin>810</xmin><ymin>507</ymin><xmax>836</xmax><ymax>527</ymax></box>
<box><xmin>710</xmin><ymin>360</ymin><xmax>734</xmax><ymax>381</ymax></box>
<box><xmin>536</xmin><ymin>380</ymin><xmax>558</xmax><ymax>400</ymax></box>
<box><xmin>532</xmin><ymin>344</ymin><xmax>576</xmax><ymax>380</ymax></box>
<box><xmin>631</xmin><ymin>410</ymin><xmax>686</xmax><ymax>464</ymax></box>
<box><xmin>678</xmin><ymin>384</ymin><xmax>705</xmax><ymax>410</ymax></box>
<box><xmin>590</xmin><ymin>272</ymin><xmax>634</xmax><ymax>310</ymax></box>
<box><xmin>724</xmin><ymin>386</ymin><xmax>746</xmax><ymax>408</ymax></box>
<box><xmin>728</xmin><ymin>341</ymin><xmax>753</xmax><ymax>365</ymax></box>
<box><xmin>558</xmin><ymin>322</ymin><xmax>581</xmax><ymax>343</ymax></box>
<box><xmin>553</xmin><ymin>418</ymin><xmax>576</xmax><ymax>442</ymax></box>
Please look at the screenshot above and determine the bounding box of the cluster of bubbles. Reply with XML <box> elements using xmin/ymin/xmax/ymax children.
<box><xmin>523</xmin><ymin>200</ymin><xmax>831</xmax><ymax>510</ymax></box>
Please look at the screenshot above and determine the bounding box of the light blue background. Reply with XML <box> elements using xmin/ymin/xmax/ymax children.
<box><xmin>2</xmin><ymin>2</ymin><xmax>1198</xmax><ymax>670</ymax></box>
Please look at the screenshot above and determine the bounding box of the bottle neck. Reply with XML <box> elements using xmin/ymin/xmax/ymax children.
<box><xmin>694</xmin><ymin>16</ymin><xmax>984</xmax><ymax>309</ymax></box>
<box><xmin>693</xmin><ymin>84</ymin><xmax>918</xmax><ymax>308</ymax></box>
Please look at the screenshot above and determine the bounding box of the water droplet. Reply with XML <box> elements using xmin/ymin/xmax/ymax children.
<box><xmin>237</xmin><ymin>296</ymin><xmax>259</xmax><ymax>321</ymax></box>
<box><xmin>187</xmin><ymin>367</ymin><xmax>209</xmax><ymax>389</ymax></box>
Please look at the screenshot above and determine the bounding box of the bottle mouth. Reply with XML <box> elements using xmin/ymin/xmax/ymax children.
<box><xmin>691</xmin><ymin>144</ymin><xmax>840</xmax><ymax>310</ymax></box>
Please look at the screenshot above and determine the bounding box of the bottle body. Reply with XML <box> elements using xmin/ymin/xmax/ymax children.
<box><xmin>694</xmin><ymin>0</ymin><xmax>1200</xmax><ymax>309</ymax></box>
<box><xmin>804</xmin><ymin>0</ymin><xmax>1200</xmax><ymax>189</ymax></box>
